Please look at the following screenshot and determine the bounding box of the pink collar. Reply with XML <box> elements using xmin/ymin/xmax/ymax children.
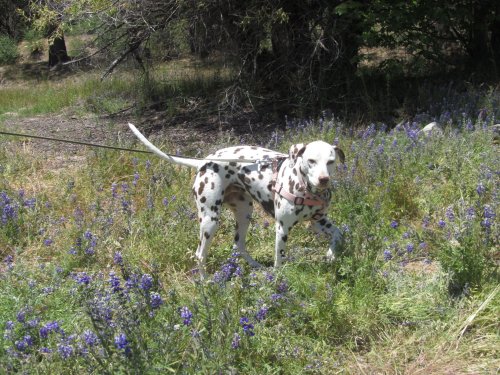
<box><xmin>271</xmin><ymin>158</ymin><xmax>327</xmax><ymax>207</ymax></box>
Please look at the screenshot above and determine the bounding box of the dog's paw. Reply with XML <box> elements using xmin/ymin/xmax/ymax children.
<box><xmin>325</xmin><ymin>248</ymin><xmax>336</xmax><ymax>262</ymax></box>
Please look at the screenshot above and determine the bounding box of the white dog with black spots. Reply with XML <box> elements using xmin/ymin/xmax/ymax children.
<box><xmin>128</xmin><ymin>123</ymin><xmax>345</xmax><ymax>274</ymax></box>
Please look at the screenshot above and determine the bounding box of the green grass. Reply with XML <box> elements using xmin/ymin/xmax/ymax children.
<box><xmin>0</xmin><ymin>71</ymin><xmax>498</xmax><ymax>373</ymax></box>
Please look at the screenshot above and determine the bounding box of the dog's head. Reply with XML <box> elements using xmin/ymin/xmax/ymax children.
<box><xmin>289</xmin><ymin>141</ymin><xmax>345</xmax><ymax>192</ymax></box>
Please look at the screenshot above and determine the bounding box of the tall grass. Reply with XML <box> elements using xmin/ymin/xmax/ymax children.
<box><xmin>0</xmin><ymin>87</ymin><xmax>498</xmax><ymax>373</ymax></box>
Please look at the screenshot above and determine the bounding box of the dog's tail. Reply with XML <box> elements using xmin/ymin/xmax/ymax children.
<box><xmin>128</xmin><ymin>123</ymin><xmax>203</xmax><ymax>169</ymax></box>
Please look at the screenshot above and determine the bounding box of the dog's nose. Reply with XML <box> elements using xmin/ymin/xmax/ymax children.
<box><xmin>318</xmin><ymin>176</ymin><xmax>330</xmax><ymax>185</ymax></box>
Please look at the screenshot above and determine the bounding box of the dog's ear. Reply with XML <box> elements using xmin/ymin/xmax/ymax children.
<box><xmin>289</xmin><ymin>143</ymin><xmax>306</xmax><ymax>167</ymax></box>
<box><xmin>334</xmin><ymin>146</ymin><xmax>345</xmax><ymax>164</ymax></box>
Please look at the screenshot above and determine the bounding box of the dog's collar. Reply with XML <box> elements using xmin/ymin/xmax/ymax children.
<box><xmin>271</xmin><ymin>157</ymin><xmax>327</xmax><ymax>207</ymax></box>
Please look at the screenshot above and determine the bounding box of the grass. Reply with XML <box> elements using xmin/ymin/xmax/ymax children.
<box><xmin>0</xmin><ymin>58</ymin><xmax>499</xmax><ymax>373</ymax></box>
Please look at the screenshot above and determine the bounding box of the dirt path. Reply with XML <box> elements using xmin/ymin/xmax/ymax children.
<box><xmin>0</xmin><ymin>112</ymin><xmax>238</xmax><ymax>171</ymax></box>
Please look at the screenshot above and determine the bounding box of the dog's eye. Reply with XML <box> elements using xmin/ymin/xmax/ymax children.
<box><xmin>308</xmin><ymin>159</ymin><xmax>316</xmax><ymax>165</ymax></box>
<box><xmin>327</xmin><ymin>160</ymin><xmax>335</xmax><ymax>165</ymax></box>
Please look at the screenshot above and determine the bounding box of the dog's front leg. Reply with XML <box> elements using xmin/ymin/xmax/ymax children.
<box><xmin>274</xmin><ymin>220</ymin><xmax>290</xmax><ymax>267</ymax></box>
<box><xmin>311</xmin><ymin>216</ymin><xmax>343</xmax><ymax>261</ymax></box>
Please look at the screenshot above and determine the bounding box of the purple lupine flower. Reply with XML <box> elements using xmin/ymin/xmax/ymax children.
<box><xmin>16</xmin><ymin>309</ymin><xmax>26</xmax><ymax>323</ymax></box>
<box><xmin>180</xmin><ymin>306</ymin><xmax>193</xmax><ymax>326</ymax></box>
<box><xmin>133</xmin><ymin>171</ymin><xmax>139</xmax><ymax>186</ymax></box>
<box><xmin>114</xmin><ymin>333</ymin><xmax>130</xmax><ymax>354</ymax></box>
<box><xmin>44</xmin><ymin>238</ymin><xmax>53</xmax><ymax>246</ymax></box>
<box><xmin>445</xmin><ymin>207</ymin><xmax>455</xmax><ymax>222</ymax></box>
<box><xmin>476</xmin><ymin>182</ymin><xmax>486</xmax><ymax>195</ymax></box>
<box><xmin>255</xmin><ymin>306</ymin><xmax>269</xmax><ymax>322</ymax></box>
<box><xmin>111</xmin><ymin>183</ymin><xmax>118</xmax><ymax>198</ymax></box>
<box><xmin>109</xmin><ymin>272</ymin><xmax>122</xmax><ymax>293</ymax></box>
<box><xmin>150</xmin><ymin>292</ymin><xmax>163</xmax><ymax>309</ymax></box>
<box><xmin>270</xmin><ymin>293</ymin><xmax>283</xmax><ymax>302</ymax></box>
<box><xmin>383</xmin><ymin>250</ymin><xmax>393</xmax><ymax>261</ymax></box>
<box><xmin>231</xmin><ymin>333</ymin><xmax>241</xmax><ymax>349</ymax></box>
<box><xmin>57</xmin><ymin>343</ymin><xmax>74</xmax><ymax>360</ymax></box>
<box><xmin>145</xmin><ymin>160</ymin><xmax>152</xmax><ymax>170</ymax></box>
<box><xmin>75</xmin><ymin>272</ymin><xmax>91</xmax><ymax>285</ymax></box>
<box><xmin>113</xmin><ymin>251</ymin><xmax>123</xmax><ymax>265</ymax></box>
<box><xmin>4</xmin><ymin>255</ymin><xmax>14</xmax><ymax>270</ymax></box>
<box><xmin>438</xmin><ymin>219</ymin><xmax>446</xmax><ymax>228</ymax></box>
<box><xmin>406</xmin><ymin>243</ymin><xmax>415</xmax><ymax>253</ymax></box>
<box><xmin>390</xmin><ymin>220</ymin><xmax>398</xmax><ymax>229</ymax></box>
<box><xmin>239</xmin><ymin>317</ymin><xmax>255</xmax><ymax>336</ymax></box>
<box><xmin>82</xmin><ymin>330</ymin><xmax>99</xmax><ymax>347</ymax></box>
<box><xmin>140</xmin><ymin>274</ymin><xmax>153</xmax><ymax>291</ymax></box>
<box><xmin>483</xmin><ymin>205</ymin><xmax>495</xmax><ymax>219</ymax></box>
<box><xmin>162</xmin><ymin>197</ymin><xmax>169</xmax><ymax>207</ymax></box>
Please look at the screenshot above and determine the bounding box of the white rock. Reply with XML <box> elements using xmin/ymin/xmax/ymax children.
<box><xmin>420</xmin><ymin>122</ymin><xmax>443</xmax><ymax>135</ymax></box>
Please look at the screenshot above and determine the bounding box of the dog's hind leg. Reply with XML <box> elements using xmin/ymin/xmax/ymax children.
<box><xmin>226</xmin><ymin>191</ymin><xmax>262</xmax><ymax>268</ymax></box>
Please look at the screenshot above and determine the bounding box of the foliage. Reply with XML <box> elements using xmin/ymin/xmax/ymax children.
<box><xmin>0</xmin><ymin>87</ymin><xmax>498</xmax><ymax>372</ymax></box>
<box><xmin>0</xmin><ymin>35</ymin><xmax>19</xmax><ymax>65</ymax></box>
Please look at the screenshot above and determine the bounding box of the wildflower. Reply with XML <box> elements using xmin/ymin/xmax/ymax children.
<box><xmin>4</xmin><ymin>255</ymin><xmax>14</xmax><ymax>270</ymax></box>
<box><xmin>57</xmin><ymin>343</ymin><xmax>74</xmax><ymax>360</ymax></box>
<box><xmin>82</xmin><ymin>330</ymin><xmax>99</xmax><ymax>347</ymax></box>
<box><xmin>150</xmin><ymin>292</ymin><xmax>163</xmax><ymax>309</ymax></box>
<box><xmin>146</xmin><ymin>160</ymin><xmax>152</xmax><ymax>170</ymax></box>
<box><xmin>466</xmin><ymin>206</ymin><xmax>476</xmax><ymax>220</ymax></box>
<box><xmin>239</xmin><ymin>317</ymin><xmax>255</xmax><ymax>336</ymax></box>
<box><xmin>483</xmin><ymin>205</ymin><xmax>495</xmax><ymax>219</ymax></box>
<box><xmin>115</xmin><ymin>333</ymin><xmax>130</xmax><ymax>353</ymax></box>
<box><xmin>162</xmin><ymin>197</ymin><xmax>169</xmax><ymax>207</ymax></box>
<box><xmin>113</xmin><ymin>251</ymin><xmax>123</xmax><ymax>265</ymax></box>
<box><xmin>383</xmin><ymin>250</ymin><xmax>393</xmax><ymax>261</ymax></box>
<box><xmin>255</xmin><ymin>306</ymin><xmax>269</xmax><ymax>322</ymax></box>
<box><xmin>270</xmin><ymin>293</ymin><xmax>283</xmax><ymax>302</ymax></box>
<box><xmin>111</xmin><ymin>183</ymin><xmax>118</xmax><ymax>198</ymax></box>
<box><xmin>5</xmin><ymin>321</ymin><xmax>14</xmax><ymax>330</ymax></box>
<box><xmin>140</xmin><ymin>274</ymin><xmax>153</xmax><ymax>291</ymax></box>
<box><xmin>390</xmin><ymin>220</ymin><xmax>398</xmax><ymax>229</ymax></box>
<box><xmin>476</xmin><ymin>182</ymin><xmax>486</xmax><ymax>195</ymax></box>
<box><xmin>75</xmin><ymin>272</ymin><xmax>91</xmax><ymax>285</ymax></box>
<box><xmin>231</xmin><ymin>333</ymin><xmax>241</xmax><ymax>349</ymax></box>
<box><xmin>15</xmin><ymin>339</ymin><xmax>28</xmax><ymax>351</ymax></box>
<box><xmin>16</xmin><ymin>309</ymin><xmax>26</xmax><ymax>323</ymax></box>
<box><xmin>133</xmin><ymin>171</ymin><xmax>139</xmax><ymax>186</ymax></box>
<box><xmin>445</xmin><ymin>206</ymin><xmax>455</xmax><ymax>222</ymax></box>
<box><xmin>406</xmin><ymin>243</ymin><xmax>415</xmax><ymax>253</ymax></box>
<box><xmin>180</xmin><ymin>306</ymin><xmax>193</xmax><ymax>326</ymax></box>
<box><xmin>277</xmin><ymin>281</ymin><xmax>288</xmax><ymax>293</ymax></box>
<box><xmin>438</xmin><ymin>219</ymin><xmax>446</xmax><ymax>228</ymax></box>
<box><xmin>44</xmin><ymin>238</ymin><xmax>53</xmax><ymax>246</ymax></box>
<box><xmin>109</xmin><ymin>272</ymin><xmax>122</xmax><ymax>293</ymax></box>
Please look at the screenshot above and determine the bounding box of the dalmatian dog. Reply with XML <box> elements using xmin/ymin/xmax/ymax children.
<box><xmin>128</xmin><ymin>123</ymin><xmax>345</xmax><ymax>273</ymax></box>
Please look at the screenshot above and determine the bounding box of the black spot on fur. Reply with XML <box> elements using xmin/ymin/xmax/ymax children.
<box><xmin>198</xmin><ymin>182</ymin><xmax>205</xmax><ymax>195</ymax></box>
<box><xmin>234</xmin><ymin>233</ymin><xmax>240</xmax><ymax>242</ymax></box>
<box><xmin>230</xmin><ymin>162</ymin><xmax>237</xmax><ymax>166</ymax></box>
<box><xmin>204</xmin><ymin>232</ymin><xmax>210</xmax><ymax>239</ymax></box>
<box><xmin>318</xmin><ymin>218</ymin><xmax>327</xmax><ymax>226</ymax></box>
<box><xmin>200</xmin><ymin>196</ymin><xmax>207</xmax><ymax>203</ymax></box>
<box><xmin>212</xmin><ymin>164</ymin><xmax>220</xmax><ymax>173</ymax></box>
<box><xmin>282</xmin><ymin>235</ymin><xmax>288</xmax><ymax>242</ymax></box>
<box><xmin>261</xmin><ymin>200</ymin><xmax>275</xmax><ymax>216</ymax></box>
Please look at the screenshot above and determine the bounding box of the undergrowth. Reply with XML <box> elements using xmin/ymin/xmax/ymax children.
<box><xmin>0</xmin><ymin>97</ymin><xmax>499</xmax><ymax>373</ymax></box>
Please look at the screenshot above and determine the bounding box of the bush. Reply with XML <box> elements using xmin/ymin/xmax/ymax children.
<box><xmin>0</xmin><ymin>35</ymin><xmax>19</xmax><ymax>65</ymax></box>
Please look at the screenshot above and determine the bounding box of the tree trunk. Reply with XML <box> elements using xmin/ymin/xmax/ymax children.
<box><xmin>47</xmin><ymin>22</ymin><xmax>70</xmax><ymax>67</ymax></box>
<box><xmin>467</xmin><ymin>5</ymin><xmax>497</xmax><ymax>81</ymax></box>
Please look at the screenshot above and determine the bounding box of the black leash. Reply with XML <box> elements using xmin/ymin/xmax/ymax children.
<box><xmin>0</xmin><ymin>129</ymin><xmax>153</xmax><ymax>155</ymax></box>
<box><xmin>0</xmin><ymin>129</ymin><xmax>267</xmax><ymax>164</ymax></box>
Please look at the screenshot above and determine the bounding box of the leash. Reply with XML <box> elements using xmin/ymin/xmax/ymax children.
<box><xmin>0</xmin><ymin>129</ymin><xmax>259</xmax><ymax>164</ymax></box>
<box><xmin>1</xmin><ymin>128</ymin><xmax>328</xmax><ymax>209</ymax></box>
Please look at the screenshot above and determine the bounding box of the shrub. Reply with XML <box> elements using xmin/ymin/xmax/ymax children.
<box><xmin>0</xmin><ymin>35</ymin><xmax>19</xmax><ymax>65</ymax></box>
